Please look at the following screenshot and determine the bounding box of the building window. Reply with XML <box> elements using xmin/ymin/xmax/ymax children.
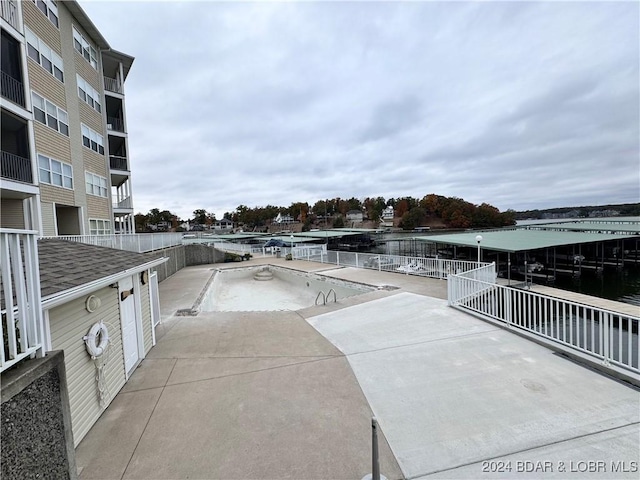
<box><xmin>85</xmin><ymin>172</ymin><xmax>108</xmax><ymax>197</ymax></box>
<box><xmin>81</xmin><ymin>124</ymin><xmax>105</xmax><ymax>155</ymax></box>
<box><xmin>38</xmin><ymin>154</ymin><xmax>73</xmax><ymax>189</ymax></box>
<box><xmin>77</xmin><ymin>75</ymin><xmax>101</xmax><ymax>113</ymax></box>
<box><xmin>89</xmin><ymin>219</ymin><xmax>111</xmax><ymax>235</ymax></box>
<box><xmin>72</xmin><ymin>27</ymin><xmax>98</xmax><ymax>69</ymax></box>
<box><xmin>31</xmin><ymin>91</ymin><xmax>69</xmax><ymax>136</ymax></box>
<box><xmin>25</xmin><ymin>27</ymin><xmax>63</xmax><ymax>82</ymax></box>
<box><xmin>31</xmin><ymin>0</ymin><xmax>59</xmax><ymax>27</ymax></box>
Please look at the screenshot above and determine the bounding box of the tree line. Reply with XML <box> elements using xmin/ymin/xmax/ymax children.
<box><xmin>135</xmin><ymin>194</ymin><xmax>516</xmax><ymax>232</ymax></box>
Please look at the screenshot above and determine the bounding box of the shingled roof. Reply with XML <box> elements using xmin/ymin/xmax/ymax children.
<box><xmin>38</xmin><ymin>239</ymin><xmax>165</xmax><ymax>299</ymax></box>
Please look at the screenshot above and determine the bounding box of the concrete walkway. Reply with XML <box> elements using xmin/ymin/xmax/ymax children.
<box><xmin>76</xmin><ymin>259</ymin><xmax>639</xmax><ymax>479</ymax></box>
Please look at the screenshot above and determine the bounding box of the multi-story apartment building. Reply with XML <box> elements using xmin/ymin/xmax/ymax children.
<box><xmin>1</xmin><ymin>0</ymin><xmax>135</xmax><ymax>236</ymax></box>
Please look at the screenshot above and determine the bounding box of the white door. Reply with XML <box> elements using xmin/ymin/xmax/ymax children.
<box><xmin>119</xmin><ymin>276</ymin><xmax>139</xmax><ymax>373</ymax></box>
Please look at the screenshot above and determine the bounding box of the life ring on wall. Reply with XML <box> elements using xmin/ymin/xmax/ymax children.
<box><xmin>84</xmin><ymin>322</ymin><xmax>110</xmax><ymax>358</ymax></box>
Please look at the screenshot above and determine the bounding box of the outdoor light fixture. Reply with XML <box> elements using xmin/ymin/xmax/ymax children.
<box><xmin>475</xmin><ymin>235</ymin><xmax>483</xmax><ymax>265</ymax></box>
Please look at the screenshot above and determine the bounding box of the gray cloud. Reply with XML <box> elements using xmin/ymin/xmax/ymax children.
<box><xmin>80</xmin><ymin>0</ymin><xmax>639</xmax><ymax>219</ymax></box>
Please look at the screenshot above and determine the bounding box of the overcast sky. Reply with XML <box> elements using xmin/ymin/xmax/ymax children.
<box><xmin>80</xmin><ymin>0</ymin><xmax>639</xmax><ymax>220</ymax></box>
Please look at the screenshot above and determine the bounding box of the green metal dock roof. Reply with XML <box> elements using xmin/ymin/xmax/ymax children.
<box><xmin>415</xmin><ymin>229</ymin><xmax>639</xmax><ymax>253</ymax></box>
<box><xmin>522</xmin><ymin>219</ymin><xmax>640</xmax><ymax>234</ymax></box>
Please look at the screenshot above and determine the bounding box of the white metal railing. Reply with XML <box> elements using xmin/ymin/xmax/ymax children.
<box><xmin>1</xmin><ymin>229</ymin><xmax>45</xmax><ymax>372</ymax></box>
<box><xmin>448</xmin><ymin>271</ymin><xmax>640</xmax><ymax>375</ymax></box>
<box><xmin>293</xmin><ymin>248</ymin><xmax>491</xmax><ymax>280</ymax></box>
<box><xmin>47</xmin><ymin>233</ymin><xmax>184</xmax><ymax>253</ymax></box>
<box><xmin>1</xmin><ymin>0</ymin><xmax>18</xmax><ymax>30</ymax></box>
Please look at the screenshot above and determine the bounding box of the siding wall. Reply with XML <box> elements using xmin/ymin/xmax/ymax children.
<box><xmin>78</xmin><ymin>101</ymin><xmax>103</xmax><ymax>133</ymax></box>
<box><xmin>85</xmin><ymin>194</ymin><xmax>110</xmax><ymax>220</ymax></box>
<box><xmin>26</xmin><ymin>61</ymin><xmax>67</xmax><ymax>109</ymax></box>
<box><xmin>0</xmin><ymin>199</ymin><xmax>26</xmax><ymax>229</ymax></box>
<box><xmin>33</xmin><ymin>122</ymin><xmax>72</xmax><ymax>162</ymax></box>
<box><xmin>82</xmin><ymin>147</ymin><xmax>108</xmax><ymax>176</ymax></box>
<box><xmin>22</xmin><ymin>0</ymin><xmax>61</xmax><ymax>52</ymax></box>
<box><xmin>73</xmin><ymin>49</ymin><xmax>100</xmax><ymax>89</ymax></box>
<box><xmin>48</xmin><ymin>286</ymin><xmax>126</xmax><ymax>446</ymax></box>
<box><xmin>39</xmin><ymin>183</ymin><xmax>74</xmax><ymax>206</ymax></box>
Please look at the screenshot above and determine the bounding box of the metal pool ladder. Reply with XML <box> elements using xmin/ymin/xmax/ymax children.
<box><xmin>315</xmin><ymin>288</ymin><xmax>337</xmax><ymax>306</ymax></box>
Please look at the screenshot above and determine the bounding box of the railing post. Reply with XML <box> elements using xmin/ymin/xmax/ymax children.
<box><xmin>603</xmin><ymin>313</ymin><xmax>610</xmax><ymax>366</ymax></box>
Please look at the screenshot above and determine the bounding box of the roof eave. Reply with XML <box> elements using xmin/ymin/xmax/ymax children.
<box><xmin>65</xmin><ymin>1</ymin><xmax>110</xmax><ymax>49</ymax></box>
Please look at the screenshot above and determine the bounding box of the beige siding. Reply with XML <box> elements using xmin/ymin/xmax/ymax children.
<box><xmin>140</xmin><ymin>281</ymin><xmax>153</xmax><ymax>355</ymax></box>
<box><xmin>33</xmin><ymin>121</ymin><xmax>72</xmax><ymax>162</ymax></box>
<box><xmin>48</xmin><ymin>286</ymin><xmax>126</xmax><ymax>446</ymax></box>
<box><xmin>0</xmin><ymin>199</ymin><xmax>26</xmax><ymax>229</ymax></box>
<box><xmin>74</xmin><ymin>51</ymin><xmax>100</xmax><ymax>86</ymax></box>
<box><xmin>78</xmin><ymin>102</ymin><xmax>103</xmax><ymax>133</ymax></box>
<box><xmin>40</xmin><ymin>201</ymin><xmax>56</xmax><ymax>235</ymax></box>
<box><xmin>39</xmin><ymin>183</ymin><xmax>74</xmax><ymax>206</ymax></box>
<box><xmin>85</xmin><ymin>194</ymin><xmax>110</xmax><ymax>219</ymax></box>
<box><xmin>22</xmin><ymin>0</ymin><xmax>62</xmax><ymax>52</ymax></box>
<box><xmin>82</xmin><ymin>149</ymin><xmax>109</xmax><ymax>176</ymax></box>
<box><xmin>27</xmin><ymin>60</ymin><xmax>67</xmax><ymax>109</ymax></box>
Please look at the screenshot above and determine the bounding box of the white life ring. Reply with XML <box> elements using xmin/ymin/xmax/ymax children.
<box><xmin>84</xmin><ymin>322</ymin><xmax>109</xmax><ymax>358</ymax></box>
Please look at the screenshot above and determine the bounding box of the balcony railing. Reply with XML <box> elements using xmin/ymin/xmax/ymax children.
<box><xmin>109</xmin><ymin>155</ymin><xmax>129</xmax><ymax>171</ymax></box>
<box><xmin>107</xmin><ymin>116</ymin><xmax>124</xmax><ymax>133</ymax></box>
<box><xmin>113</xmin><ymin>197</ymin><xmax>132</xmax><ymax>210</ymax></box>
<box><xmin>1</xmin><ymin>151</ymin><xmax>33</xmax><ymax>184</ymax></box>
<box><xmin>1</xmin><ymin>229</ymin><xmax>45</xmax><ymax>373</ymax></box>
<box><xmin>103</xmin><ymin>76</ymin><xmax>122</xmax><ymax>94</ymax></box>
<box><xmin>47</xmin><ymin>233</ymin><xmax>184</xmax><ymax>253</ymax></box>
<box><xmin>1</xmin><ymin>71</ymin><xmax>25</xmax><ymax>107</ymax></box>
<box><xmin>1</xmin><ymin>0</ymin><xmax>19</xmax><ymax>30</ymax></box>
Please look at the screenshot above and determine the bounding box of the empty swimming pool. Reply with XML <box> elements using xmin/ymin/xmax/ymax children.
<box><xmin>198</xmin><ymin>265</ymin><xmax>374</xmax><ymax>312</ymax></box>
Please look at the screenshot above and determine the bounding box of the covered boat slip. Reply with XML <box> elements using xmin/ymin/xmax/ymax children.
<box><xmin>414</xmin><ymin>227</ymin><xmax>640</xmax><ymax>282</ymax></box>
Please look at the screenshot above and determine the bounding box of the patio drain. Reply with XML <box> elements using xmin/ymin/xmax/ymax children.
<box><xmin>175</xmin><ymin>309</ymin><xmax>198</xmax><ymax>316</ymax></box>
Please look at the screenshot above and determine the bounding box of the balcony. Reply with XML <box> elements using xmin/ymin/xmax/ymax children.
<box><xmin>107</xmin><ymin>116</ymin><xmax>124</xmax><ymax>133</ymax></box>
<box><xmin>103</xmin><ymin>76</ymin><xmax>123</xmax><ymax>94</ymax></box>
<box><xmin>113</xmin><ymin>197</ymin><xmax>133</xmax><ymax>210</ymax></box>
<box><xmin>109</xmin><ymin>155</ymin><xmax>128</xmax><ymax>171</ymax></box>
<box><xmin>1</xmin><ymin>0</ymin><xmax>19</xmax><ymax>31</ymax></box>
<box><xmin>1</xmin><ymin>151</ymin><xmax>33</xmax><ymax>184</ymax></box>
<box><xmin>1</xmin><ymin>70</ymin><xmax>25</xmax><ymax>107</ymax></box>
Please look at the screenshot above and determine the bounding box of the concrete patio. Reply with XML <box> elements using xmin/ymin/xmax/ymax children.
<box><xmin>75</xmin><ymin>259</ymin><xmax>639</xmax><ymax>479</ymax></box>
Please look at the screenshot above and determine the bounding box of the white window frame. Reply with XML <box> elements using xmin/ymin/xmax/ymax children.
<box><xmin>72</xmin><ymin>26</ymin><xmax>98</xmax><ymax>69</ymax></box>
<box><xmin>25</xmin><ymin>27</ymin><xmax>63</xmax><ymax>82</ymax></box>
<box><xmin>76</xmin><ymin>74</ymin><xmax>101</xmax><ymax>113</ymax></box>
<box><xmin>81</xmin><ymin>124</ymin><xmax>105</xmax><ymax>155</ymax></box>
<box><xmin>89</xmin><ymin>219</ymin><xmax>112</xmax><ymax>235</ymax></box>
<box><xmin>85</xmin><ymin>171</ymin><xmax>108</xmax><ymax>198</ymax></box>
<box><xmin>31</xmin><ymin>91</ymin><xmax>69</xmax><ymax>136</ymax></box>
<box><xmin>38</xmin><ymin>154</ymin><xmax>73</xmax><ymax>189</ymax></box>
<box><xmin>32</xmin><ymin>0</ymin><xmax>59</xmax><ymax>27</ymax></box>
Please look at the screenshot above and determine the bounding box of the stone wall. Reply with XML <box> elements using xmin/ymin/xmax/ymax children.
<box><xmin>1</xmin><ymin>351</ymin><xmax>77</xmax><ymax>480</ymax></box>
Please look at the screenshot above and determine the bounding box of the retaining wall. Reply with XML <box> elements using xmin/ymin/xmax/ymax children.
<box><xmin>150</xmin><ymin>244</ymin><xmax>225</xmax><ymax>282</ymax></box>
<box><xmin>1</xmin><ymin>350</ymin><xmax>77</xmax><ymax>480</ymax></box>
